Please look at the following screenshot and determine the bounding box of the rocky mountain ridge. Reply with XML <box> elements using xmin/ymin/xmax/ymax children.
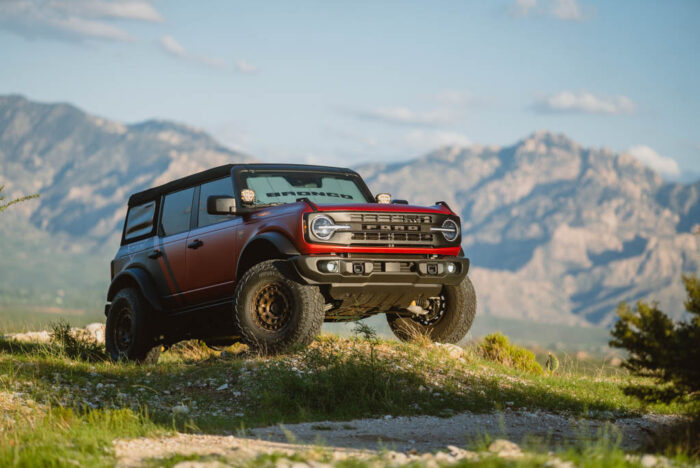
<box><xmin>358</xmin><ymin>133</ymin><xmax>699</xmax><ymax>325</ymax></box>
<box><xmin>1</xmin><ymin>95</ymin><xmax>698</xmax><ymax>325</ymax></box>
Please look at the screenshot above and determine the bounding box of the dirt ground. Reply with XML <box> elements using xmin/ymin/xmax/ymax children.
<box><xmin>115</xmin><ymin>410</ymin><xmax>681</xmax><ymax>466</ymax></box>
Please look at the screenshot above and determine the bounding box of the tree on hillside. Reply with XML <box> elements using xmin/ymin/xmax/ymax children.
<box><xmin>0</xmin><ymin>185</ymin><xmax>39</xmax><ymax>213</ymax></box>
<box><xmin>610</xmin><ymin>275</ymin><xmax>700</xmax><ymax>403</ymax></box>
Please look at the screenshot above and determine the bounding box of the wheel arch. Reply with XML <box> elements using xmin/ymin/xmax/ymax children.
<box><xmin>237</xmin><ymin>231</ymin><xmax>300</xmax><ymax>281</ymax></box>
<box><xmin>106</xmin><ymin>267</ymin><xmax>162</xmax><ymax>315</ymax></box>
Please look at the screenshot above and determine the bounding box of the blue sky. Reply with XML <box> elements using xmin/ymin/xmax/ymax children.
<box><xmin>1</xmin><ymin>0</ymin><xmax>698</xmax><ymax>179</ymax></box>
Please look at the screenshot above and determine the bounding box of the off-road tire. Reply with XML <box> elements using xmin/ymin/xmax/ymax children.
<box><xmin>233</xmin><ymin>259</ymin><xmax>324</xmax><ymax>354</ymax></box>
<box><xmin>386</xmin><ymin>275</ymin><xmax>476</xmax><ymax>343</ymax></box>
<box><xmin>105</xmin><ymin>287</ymin><xmax>161</xmax><ymax>364</ymax></box>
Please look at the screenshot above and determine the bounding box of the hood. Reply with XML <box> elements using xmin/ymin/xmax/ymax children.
<box><xmin>312</xmin><ymin>202</ymin><xmax>454</xmax><ymax>215</ymax></box>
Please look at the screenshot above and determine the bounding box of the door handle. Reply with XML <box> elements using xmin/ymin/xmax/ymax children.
<box><xmin>148</xmin><ymin>249</ymin><xmax>162</xmax><ymax>259</ymax></box>
<box><xmin>187</xmin><ymin>239</ymin><xmax>204</xmax><ymax>249</ymax></box>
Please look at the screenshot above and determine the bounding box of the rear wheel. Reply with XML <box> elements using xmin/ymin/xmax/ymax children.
<box><xmin>233</xmin><ymin>260</ymin><xmax>324</xmax><ymax>354</ymax></box>
<box><xmin>105</xmin><ymin>288</ymin><xmax>161</xmax><ymax>363</ymax></box>
<box><xmin>386</xmin><ymin>276</ymin><xmax>476</xmax><ymax>343</ymax></box>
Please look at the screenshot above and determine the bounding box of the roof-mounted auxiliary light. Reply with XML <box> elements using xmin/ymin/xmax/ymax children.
<box><xmin>375</xmin><ymin>193</ymin><xmax>392</xmax><ymax>204</ymax></box>
<box><xmin>240</xmin><ymin>189</ymin><xmax>256</xmax><ymax>204</ymax></box>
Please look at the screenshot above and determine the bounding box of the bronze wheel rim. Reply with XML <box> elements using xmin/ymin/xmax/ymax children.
<box><xmin>252</xmin><ymin>282</ymin><xmax>293</xmax><ymax>331</ymax></box>
<box><xmin>412</xmin><ymin>293</ymin><xmax>447</xmax><ymax>326</ymax></box>
<box><xmin>114</xmin><ymin>307</ymin><xmax>133</xmax><ymax>352</ymax></box>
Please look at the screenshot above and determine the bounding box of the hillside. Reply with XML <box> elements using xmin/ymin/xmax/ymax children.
<box><xmin>0</xmin><ymin>328</ymin><xmax>694</xmax><ymax>466</ymax></box>
<box><xmin>0</xmin><ymin>95</ymin><xmax>698</xmax><ymax>326</ymax></box>
<box><xmin>0</xmin><ymin>95</ymin><xmax>252</xmax><ymax>309</ymax></box>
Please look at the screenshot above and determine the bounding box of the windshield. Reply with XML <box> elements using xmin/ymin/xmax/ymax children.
<box><xmin>240</xmin><ymin>171</ymin><xmax>373</xmax><ymax>205</ymax></box>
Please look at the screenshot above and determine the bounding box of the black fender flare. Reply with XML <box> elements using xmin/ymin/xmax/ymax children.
<box><xmin>106</xmin><ymin>267</ymin><xmax>163</xmax><ymax>315</ymax></box>
<box><xmin>236</xmin><ymin>231</ymin><xmax>300</xmax><ymax>277</ymax></box>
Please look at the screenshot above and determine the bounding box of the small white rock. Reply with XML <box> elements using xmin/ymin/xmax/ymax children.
<box><xmin>172</xmin><ymin>404</ymin><xmax>189</xmax><ymax>415</ymax></box>
<box><xmin>640</xmin><ymin>454</ymin><xmax>658</xmax><ymax>468</ymax></box>
<box><xmin>216</xmin><ymin>383</ymin><xmax>229</xmax><ymax>391</ymax></box>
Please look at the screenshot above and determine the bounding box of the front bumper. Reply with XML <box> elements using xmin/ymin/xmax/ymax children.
<box><xmin>291</xmin><ymin>255</ymin><xmax>469</xmax><ymax>287</ymax></box>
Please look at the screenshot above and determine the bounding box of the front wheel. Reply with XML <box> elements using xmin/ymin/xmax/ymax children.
<box><xmin>233</xmin><ymin>260</ymin><xmax>325</xmax><ymax>354</ymax></box>
<box><xmin>105</xmin><ymin>288</ymin><xmax>161</xmax><ymax>364</ymax></box>
<box><xmin>386</xmin><ymin>276</ymin><xmax>476</xmax><ymax>343</ymax></box>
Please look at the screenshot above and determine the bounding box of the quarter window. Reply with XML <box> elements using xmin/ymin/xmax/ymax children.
<box><xmin>160</xmin><ymin>188</ymin><xmax>194</xmax><ymax>236</ymax></box>
<box><xmin>198</xmin><ymin>177</ymin><xmax>236</xmax><ymax>228</ymax></box>
<box><xmin>124</xmin><ymin>201</ymin><xmax>156</xmax><ymax>241</ymax></box>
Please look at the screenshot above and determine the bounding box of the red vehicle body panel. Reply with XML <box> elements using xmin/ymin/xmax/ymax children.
<box><xmin>233</xmin><ymin>202</ymin><xmax>462</xmax><ymax>258</ymax></box>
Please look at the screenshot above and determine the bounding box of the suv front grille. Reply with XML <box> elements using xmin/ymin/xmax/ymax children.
<box><xmin>347</xmin><ymin>213</ymin><xmax>435</xmax><ymax>246</ymax></box>
<box><xmin>349</xmin><ymin>213</ymin><xmax>433</xmax><ymax>224</ymax></box>
<box><xmin>307</xmin><ymin>211</ymin><xmax>457</xmax><ymax>248</ymax></box>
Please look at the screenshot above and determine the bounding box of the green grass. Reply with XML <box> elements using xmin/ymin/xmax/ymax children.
<box><xmin>0</xmin><ymin>329</ymin><xmax>696</xmax><ymax>466</ymax></box>
<box><xmin>0</xmin><ymin>306</ymin><xmax>104</xmax><ymax>333</ymax></box>
<box><xmin>0</xmin><ymin>407</ymin><xmax>162</xmax><ymax>467</ymax></box>
<box><xmin>1</xmin><ymin>305</ymin><xmax>612</xmax><ymax>351</ymax></box>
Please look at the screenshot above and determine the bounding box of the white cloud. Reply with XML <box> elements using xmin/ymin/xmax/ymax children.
<box><xmin>509</xmin><ymin>0</ymin><xmax>589</xmax><ymax>21</ymax></box>
<box><xmin>534</xmin><ymin>91</ymin><xmax>636</xmax><ymax>115</ymax></box>
<box><xmin>160</xmin><ymin>35</ymin><xmax>186</xmax><ymax>57</ymax></box>
<box><xmin>159</xmin><ymin>35</ymin><xmax>227</xmax><ymax>69</ymax></box>
<box><xmin>510</xmin><ymin>0</ymin><xmax>538</xmax><ymax>17</ymax></box>
<box><xmin>404</xmin><ymin>130</ymin><xmax>472</xmax><ymax>151</ymax></box>
<box><xmin>626</xmin><ymin>145</ymin><xmax>681</xmax><ymax>177</ymax></box>
<box><xmin>352</xmin><ymin>106</ymin><xmax>457</xmax><ymax>127</ymax></box>
<box><xmin>435</xmin><ymin>90</ymin><xmax>479</xmax><ymax>107</ymax></box>
<box><xmin>235</xmin><ymin>60</ymin><xmax>259</xmax><ymax>74</ymax></box>
<box><xmin>52</xmin><ymin>0</ymin><xmax>163</xmax><ymax>22</ymax></box>
<box><xmin>0</xmin><ymin>0</ymin><xmax>163</xmax><ymax>42</ymax></box>
<box><xmin>550</xmin><ymin>0</ymin><xmax>584</xmax><ymax>20</ymax></box>
<box><xmin>326</xmin><ymin>128</ymin><xmax>378</xmax><ymax>148</ymax></box>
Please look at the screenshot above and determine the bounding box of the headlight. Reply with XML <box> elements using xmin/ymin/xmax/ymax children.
<box><xmin>310</xmin><ymin>215</ymin><xmax>351</xmax><ymax>240</ymax></box>
<box><xmin>431</xmin><ymin>219</ymin><xmax>460</xmax><ymax>242</ymax></box>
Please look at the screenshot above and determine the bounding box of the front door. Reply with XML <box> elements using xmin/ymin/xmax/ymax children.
<box><xmin>184</xmin><ymin>177</ymin><xmax>240</xmax><ymax>305</ymax></box>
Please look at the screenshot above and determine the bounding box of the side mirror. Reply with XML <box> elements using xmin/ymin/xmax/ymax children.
<box><xmin>207</xmin><ymin>196</ymin><xmax>237</xmax><ymax>215</ymax></box>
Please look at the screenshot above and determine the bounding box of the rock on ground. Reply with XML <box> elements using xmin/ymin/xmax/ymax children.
<box><xmin>5</xmin><ymin>323</ymin><xmax>105</xmax><ymax>344</ymax></box>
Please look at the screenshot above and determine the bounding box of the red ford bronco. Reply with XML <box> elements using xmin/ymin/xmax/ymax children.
<box><xmin>105</xmin><ymin>164</ymin><xmax>476</xmax><ymax>362</ymax></box>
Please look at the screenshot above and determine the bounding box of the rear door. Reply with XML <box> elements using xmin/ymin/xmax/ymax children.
<box><xmin>184</xmin><ymin>177</ymin><xmax>241</xmax><ymax>305</ymax></box>
<box><xmin>150</xmin><ymin>187</ymin><xmax>195</xmax><ymax>310</ymax></box>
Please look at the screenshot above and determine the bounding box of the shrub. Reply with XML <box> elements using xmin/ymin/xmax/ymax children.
<box><xmin>50</xmin><ymin>320</ymin><xmax>107</xmax><ymax>362</ymax></box>
<box><xmin>478</xmin><ymin>332</ymin><xmax>543</xmax><ymax>374</ymax></box>
<box><xmin>610</xmin><ymin>275</ymin><xmax>700</xmax><ymax>404</ymax></box>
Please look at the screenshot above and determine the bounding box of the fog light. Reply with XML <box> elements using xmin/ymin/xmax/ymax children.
<box><xmin>446</xmin><ymin>262</ymin><xmax>456</xmax><ymax>274</ymax></box>
<box><xmin>319</xmin><ymin>260</ymin><xmax>338</xmax><ymax>273</ymax></box>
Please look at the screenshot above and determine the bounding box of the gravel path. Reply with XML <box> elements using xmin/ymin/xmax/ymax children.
<box><xmin>115</xmin><ymin>410</ymin><xmax>681</xmax><ymax>466</ymax></box>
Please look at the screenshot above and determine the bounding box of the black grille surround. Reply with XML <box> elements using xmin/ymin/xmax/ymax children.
<box><xmin>305</xmin><ymin>211</ymin><xmax>461</xmax><ymax>248</ymax></box>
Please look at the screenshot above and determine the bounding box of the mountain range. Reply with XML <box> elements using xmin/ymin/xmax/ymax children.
<box><xmin>1</xmin><ymin>95</ymin><xmax>698</xmax><ymax>325</ymax></box>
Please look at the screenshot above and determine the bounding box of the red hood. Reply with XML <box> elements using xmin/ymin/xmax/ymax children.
<box><xmin>313</xmin><ymin>203</ymin><xmax>454</xmax><ymax>215</ymax></box>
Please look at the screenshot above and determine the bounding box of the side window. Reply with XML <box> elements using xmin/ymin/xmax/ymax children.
<box><xmin>160</xmin><ymin>187</ymin><xmax>195</xmax><ymax>237</ymax></box>
<box><xmin>198</xmin><ymin>177</ymin><xmax>236</xmax><ymax>228</ymax></box>
<box><xmin>124</xmin><ymin>200</ymin><xmax>156</xmax><ymax>241</ymax></box>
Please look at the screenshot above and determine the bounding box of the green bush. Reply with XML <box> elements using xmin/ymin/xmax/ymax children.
<box><xmin>479</xmin><ymin>332</ymin><xmax>543</xmax><ymax>374</ymax></box>
<box><xmin>610</xmin><ymin>275</ymin><xmax>700</xmax><ymax>404</ymax></box>
<box><xmin>50</xmin><ymin>320</ymin><xmax>107</xmax><ymax>362</ymax></box>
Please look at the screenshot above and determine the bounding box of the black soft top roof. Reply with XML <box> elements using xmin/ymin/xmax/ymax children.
<box><xmin>127</xmin><ymin>163</ymin><xmax>358</xmax><ymax>207</ymax></box>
